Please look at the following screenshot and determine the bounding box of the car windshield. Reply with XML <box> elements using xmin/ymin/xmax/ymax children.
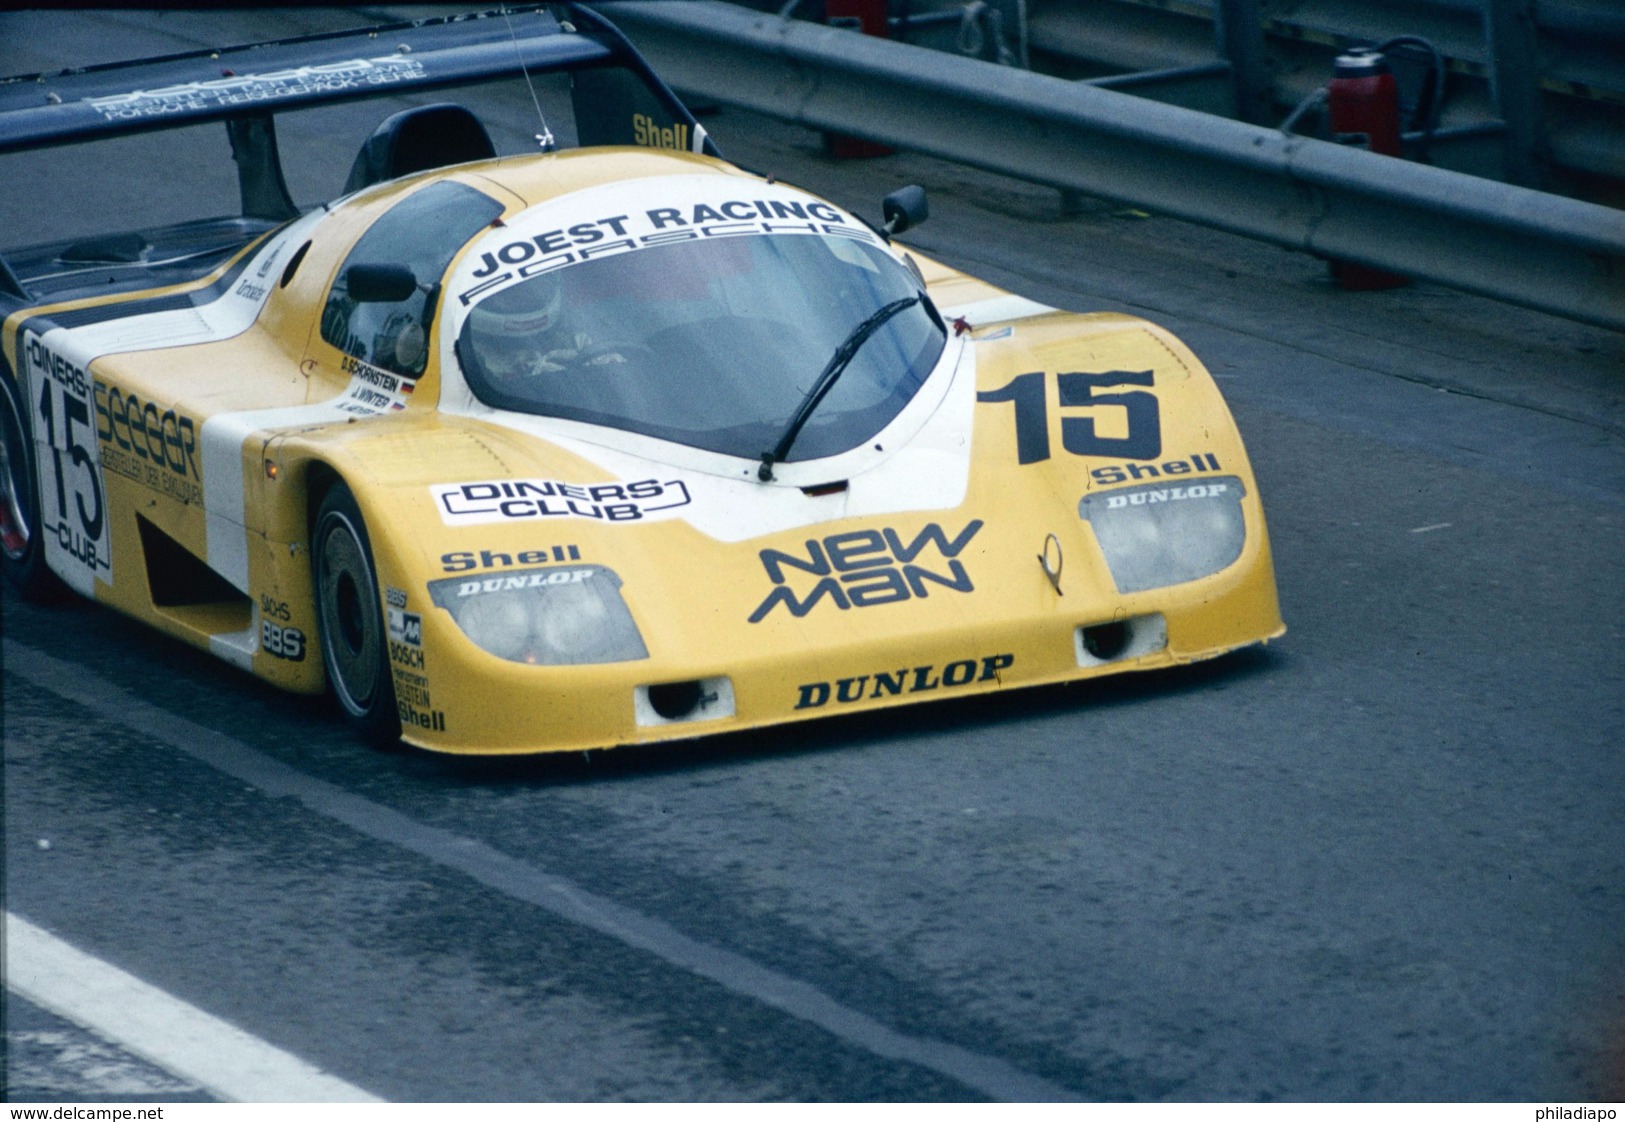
<box><xmin>456</xmin><ymin>232</ymin><xmax>946</xmax><ymax>463</ymax></box>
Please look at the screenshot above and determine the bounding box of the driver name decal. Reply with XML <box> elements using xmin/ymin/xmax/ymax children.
<box><xmin>432</xmin><ymin>478</ymin><xmax>692</xmax><ymax>525</ymax></box>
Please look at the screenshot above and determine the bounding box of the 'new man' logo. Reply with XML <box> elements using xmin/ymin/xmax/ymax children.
<box><xmin>748</xmin><ymin>521</ymin><xmax>983</xmax><ymax>623</ymax></box>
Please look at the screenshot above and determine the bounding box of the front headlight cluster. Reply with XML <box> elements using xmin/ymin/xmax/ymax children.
<box><xmin>1079</xmin><ymin>475</ymin><xmax>1247</xmax><ymax>594</ymax></box>
<box><xmin>428</xmin><ymin>565</ymin><xmax>648</xmax><ymax>665</ymax></box>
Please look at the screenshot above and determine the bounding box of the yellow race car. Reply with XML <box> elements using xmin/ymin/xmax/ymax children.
<box><xmin>0</xmin><ymin>4</ymin><xmax>1282</xmax><ymax>755</ymax></box>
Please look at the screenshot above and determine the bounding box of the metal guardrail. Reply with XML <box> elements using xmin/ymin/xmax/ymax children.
<box><xmin>1020</xmin><ymin>0</ymin><xmax>1625</xmax><ymax>196</ymax></box>
<box><xmin>597</xmin><ymin>0</ymin><xmax>1625</xmax><ymax>331</ymax></box>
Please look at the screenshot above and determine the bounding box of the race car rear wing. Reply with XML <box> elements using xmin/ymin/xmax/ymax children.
<box><xmin>0</xmin><ymin>4</ymin><xmax>713</xmax><ymax>296</ymax></box>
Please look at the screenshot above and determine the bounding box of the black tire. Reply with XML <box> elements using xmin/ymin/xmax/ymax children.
<box><xmin>312</xmin><ymin>482</ymin><xmax>400</xmax><ymax>748</ymax></box>
<box><xmin>0</xmin><ymin>374</ymin><xmax>62</xmax><ymax>600</ymax></box>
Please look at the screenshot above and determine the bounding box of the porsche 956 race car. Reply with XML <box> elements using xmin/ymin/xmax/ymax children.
<box><xmin>0</xmin><ymin>4</ymin><xmax>1282</xmax><ymax>754</ymax></box>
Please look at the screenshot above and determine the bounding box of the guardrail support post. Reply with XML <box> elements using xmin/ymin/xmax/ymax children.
<box><xmin>1213</xmin><ymin>0</ymin><xmax>1272</xmax><ymax>126</ymax></box>
<box><xmin>1484</xmin><ymin>0</ymin><xmax>1548</xmax><ymax>190</ymax></box>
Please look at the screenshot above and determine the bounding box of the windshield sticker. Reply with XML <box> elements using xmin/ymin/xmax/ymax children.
<box><xmin>455</xmin><ymin>179</ymin><xmax>881</xmax><ymax>308</ymax></box>
<box><xmin>432</xmin><ymin>478</ymin><xmax>692</xmax><ymax>525</ymax></box>
<box><xmin>85</xmin><ymin>58</ymin><xmax>427</xmax><ymax>122</ymax></box>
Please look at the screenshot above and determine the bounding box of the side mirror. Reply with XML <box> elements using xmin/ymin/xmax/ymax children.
<box><xmin>344</xmin><ymin>262</ymin><xmax>418</xmax><ymax>303</ymax></box>
<box><xmin>882</xmin><ymin>185</ymin><xmax>929</xmax><ymax>238</ymax></box>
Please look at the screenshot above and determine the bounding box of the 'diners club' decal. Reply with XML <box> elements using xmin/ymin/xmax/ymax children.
<box><xmin>431</xmin><ymin>477</ymin><xmax>692</xmax><ymax>525</ymax></box>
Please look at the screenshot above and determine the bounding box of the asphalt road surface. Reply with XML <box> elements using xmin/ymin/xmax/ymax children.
<box><xmin>3</xmin><ymin>7</ymin><xmax>1623</xmax><ymax>1103</ymax></box>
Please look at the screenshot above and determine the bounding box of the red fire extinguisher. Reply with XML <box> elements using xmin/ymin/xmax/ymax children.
<box><xmin>1326</xmin><ymin>46</ymin><xmax>1409</xmax><ymax>290</ymax></box>
<box><xmin>824</xmin><ymin>0</ymin><xmax>895</xmax><ymax>158</ymax></box>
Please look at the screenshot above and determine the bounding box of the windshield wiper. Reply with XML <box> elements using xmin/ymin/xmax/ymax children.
<box><xmin>758</xmin><ymin>295</ymin><xmax>922</xmax><ymax>482</ymax></box>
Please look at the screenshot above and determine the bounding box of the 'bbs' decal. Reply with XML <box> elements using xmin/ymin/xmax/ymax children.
<box><xmin>261</xmin><ymin>620</ymin><xmax>305</xmax><ymax>661</ymax></box>
<box><xmin>432</xmin><ymin>478</ymin><xmax>691</xmax><ymax>525</ymax></box>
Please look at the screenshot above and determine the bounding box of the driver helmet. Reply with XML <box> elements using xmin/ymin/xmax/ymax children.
<box><xmin>465</xmin><ymin>274</ymin><xmax>565</xmax><ymax>380</ymax></box>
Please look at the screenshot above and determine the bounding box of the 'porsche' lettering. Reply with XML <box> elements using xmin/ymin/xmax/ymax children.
<box><xmin>749</xmin><ymin>521</ymin><xmax>982</xmax><ymax>623</ymax></box>
<box><xmin>795</xmin><ymin>654</ymin><xmax>1014</xmax><ymax>708</ymax></box>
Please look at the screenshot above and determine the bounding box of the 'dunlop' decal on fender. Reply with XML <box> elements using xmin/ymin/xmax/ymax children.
<box><xmin>430</xmin><ymin>477</ymin><xmax>692</xmax><ymax>525</ymax></box>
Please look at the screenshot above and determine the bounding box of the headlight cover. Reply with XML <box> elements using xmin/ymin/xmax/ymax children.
<box><xmin>428</xmin><ymin>564</ymin><xmax>648</xmax><ymax>665</ymax></box>
<box><xmin>1079</xmin><ymin>475</ymin><xmax>1247</xmax><ymax>594</ymax></box>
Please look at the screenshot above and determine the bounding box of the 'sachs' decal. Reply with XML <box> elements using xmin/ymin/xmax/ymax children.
<box><xmin>749</xmin><ymin>521</ymin><xmax>982</xmax><ymax>623</ymax></box>
<box><xmin>85</xmin><ymin>58</ymin><xmax>427</xmax><ymax>122</ymax></box>
<box><xmin>1089</xmin><ymin>452</ymin><xmax>1222</xmax><ymax>486</ymax></box>
<box><xmin>432</xmin><ymin>478</ymin><xmax>691</xmax><ymax>525</ymax></box>
<box><xmin>22</xmin><ymin>331</ymin><xmax>111</xmax><ymax>585</ymax></box>
<box><xmin>93</xmin><ymin>380</ymin><xmax>201</xmax><ymax>505</ymax></box>
<box><xmin>441</xmin><ymin>544</ymin><xmax>581</xmax><ymax>572</ymax></box>
<box><xmin>795</xmin><ymin>654</ymin><xmax>1014</xmax><ymax>708</ymax></box>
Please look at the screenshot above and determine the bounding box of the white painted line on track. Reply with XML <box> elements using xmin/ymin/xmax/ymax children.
<box><xmin>5</xmin><ymin>912</ymin><xmax>383</xmax><ymax>1103</ymax></box>
<box><xmin>5</xmin><ymin>638</ymin><xmax>1081</xmax><ymax>1102</ymax></box>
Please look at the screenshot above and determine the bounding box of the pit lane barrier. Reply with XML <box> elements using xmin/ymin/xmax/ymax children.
<box><xmin>596</xmin><ymin>0</ymin><xmax>1625</xmax><ymax>332</ymax></box>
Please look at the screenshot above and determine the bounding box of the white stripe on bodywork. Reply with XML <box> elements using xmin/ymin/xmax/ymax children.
<box><xmin>199</xmin><ymin>397</ymin><xmax>365</xmax><ymax>592</ymax></box>
<box><xmin>939</xmin><ymin>294</ymin><xmax>1058</xmax><ymax>325</ymax></box>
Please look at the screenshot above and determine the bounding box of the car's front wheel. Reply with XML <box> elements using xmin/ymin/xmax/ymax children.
<box><xmin>313</xmin><ymin>483</ymin><xmax>400</xmax><ymax>748</ymax></box>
